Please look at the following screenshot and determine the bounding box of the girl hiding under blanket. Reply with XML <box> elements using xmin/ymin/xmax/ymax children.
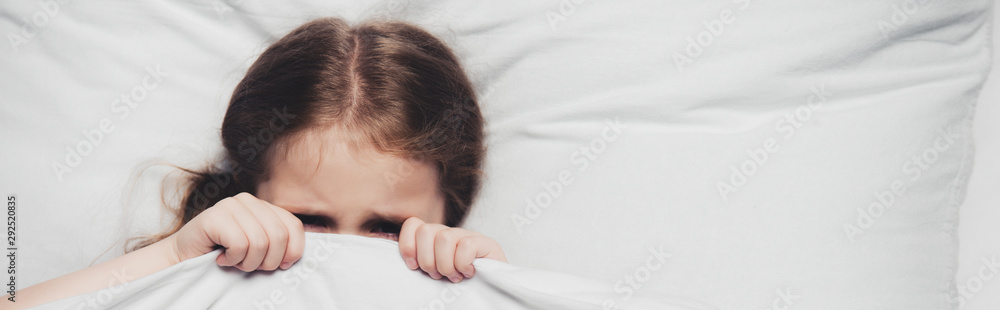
<box><xmin>10</xmin><ymin>17</ymin><xmax>505</xmax><ymax>309</ymax></box>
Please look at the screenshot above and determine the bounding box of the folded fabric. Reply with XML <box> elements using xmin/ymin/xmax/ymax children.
<box><xmin>35</xmin><ymin>233</ymin><xmax>716</xmax><ymax>310</ymax></box>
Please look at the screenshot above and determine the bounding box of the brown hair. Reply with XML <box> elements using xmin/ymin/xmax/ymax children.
<box><xmin>130</xmin><ymin>17</ymin><xmax>484</xmax><ymax>250</ymax></box>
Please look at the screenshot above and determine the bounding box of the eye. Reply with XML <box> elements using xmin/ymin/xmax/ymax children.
<box><xmin>370</xmin><ymin>221</ymin><xmax>402</xmax><ymax>241</ymax></box>
<box><xmin>294</xmin><ymin>214</ymin><xmax>327</xmax><ymax>232</ymax></box>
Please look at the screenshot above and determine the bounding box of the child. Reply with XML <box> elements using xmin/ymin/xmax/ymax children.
<box><xmin>9</xmin><ymin>17</ymin><xmax>505</xmax><ymax>309</ymax></box>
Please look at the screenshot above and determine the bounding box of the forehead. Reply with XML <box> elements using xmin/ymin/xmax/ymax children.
<box><xmin>256</xmin><ymin>126</ymin><xmax>444</xmax><ymax>222</ymax></box>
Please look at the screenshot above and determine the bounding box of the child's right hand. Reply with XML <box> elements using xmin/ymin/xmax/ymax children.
<box><xmin>165</xmin><ymin>192</ymin><xmax>305</xmax><ymax>272</ymax></box>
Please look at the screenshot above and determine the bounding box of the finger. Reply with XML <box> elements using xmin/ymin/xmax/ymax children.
<box><xmin>200</xmin><ymin>199</ymin><xmax>250</xmax><ymax>267</ymax></box>
<box><xmin>201</xmin><ymin>207</ymin><xmax>249</xmax><ymax>267</ymax></box>
<box><xmin>434</xmin><ymin>228</ymin><xmax>476</xmax><ymax>283</ymax></box>
<box><xmin>398</xmin><ymin>217</ymin><xmax>424</xmax><ymax>270</ymax></box>
<box><xmin>235</xmin><ymin>193</ymin><xmax>287</xmax><ymax>271</ymax></box>
<box><xmin>414</xmin><ymin>222</ymin><xmax>448</xmax><ymax>279</ymax></box>
<box><xmin>225</xmin><ymin>199</ymin><xmax>270</xmax><ymax>272</ymax></box>
<box><xmin>265</xmin><ymin>200</ymin><xmax>305</xmax><ymax>269</ymax></box>
<box><xmin>478</xmin><ymin>238</ymin><xmax>507</xmax><ymax>263</ymax></box>
<box><xmin>453</xmin><ymin>236</ymin><xmax>480</xmax><ymax>279</ymax></box>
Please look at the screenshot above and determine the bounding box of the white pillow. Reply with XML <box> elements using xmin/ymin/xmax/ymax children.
<box><xmin>457</xmin><ymin>1</ymin><xmax>991</xmax><ymax>309</ymax></box>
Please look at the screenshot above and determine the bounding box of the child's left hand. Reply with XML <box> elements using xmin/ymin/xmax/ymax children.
<box><xmin>398</xmin><ymin>217</ymin><xmax>507</xmax><ymax>283</ymax></box>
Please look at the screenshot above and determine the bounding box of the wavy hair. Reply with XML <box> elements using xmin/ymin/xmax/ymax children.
<box><xmin>129</xmin><ymin>17</ymin><xmax>484</xmax><ymax>251</ymax></box>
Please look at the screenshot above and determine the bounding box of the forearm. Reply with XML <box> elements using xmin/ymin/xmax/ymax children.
<box><xmin>1</xmin><ymin>236</ymin><xmax>180</xmax><ymax>309</ymax></box>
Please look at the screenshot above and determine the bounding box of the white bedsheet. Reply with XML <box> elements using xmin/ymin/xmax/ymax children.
<box><xmin>34</xmin><ymin>233</ymin><xmax>714</xmax><ymax>310</ymax></box>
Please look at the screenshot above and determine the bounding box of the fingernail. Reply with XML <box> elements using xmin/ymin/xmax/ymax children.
<box><xmin>404</xmin><ymin>258</ymin><xmax>417</xmax><ymax>270</ymax></box>
<box><xmin>448</xmin><ymin>276</ymin><xmax>461</xmax><ymax>283</ymax></box>
<box><xmin>429</xmin><ymin>271</ymin><xmax>442</xmax><ymax>279</ymax></box>
<box><xmin>280</xmin><ymin>262</ymin><xmax>292</xmax><ymax>270</ymax></box>
<box><xmin>461</xmin><ymin>271</ymin><xmax>473</xmax><ymax>278</ymax></box>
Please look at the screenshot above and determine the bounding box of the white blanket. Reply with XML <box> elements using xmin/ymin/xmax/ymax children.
<box><xmin>35</xmin><ymin>233</ymin><xmax>714</xmax><ymax>310</ymax></box>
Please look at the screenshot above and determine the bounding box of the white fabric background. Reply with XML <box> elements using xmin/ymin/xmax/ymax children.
<box><xmin>956</xmin><ymin>2</ymin><xmax>1000</xmax><ymax>309</ymax></box>
<box><xmin>0</xmin><ymin>0</ymin><xmax>994</xmax><ymax>309</ymax></box>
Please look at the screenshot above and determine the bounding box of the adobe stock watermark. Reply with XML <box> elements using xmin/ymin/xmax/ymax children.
<box><xmin>951</xmin><ymin>254</ymin><xmax>1000</xmax><ymax>309</ymax></box>
<box><xmin>602</xmin><ymin>245</ymin><xmax>671</xmax><ymax>310</ymax></box>
<box><xmin>382</xmin><ymin>87</ymin><xmax>493</xmax><ymax>193</ymax></box>
<box><xmin>73</xmin><ymin>267</ymin><xmax>134</xmax><ymax>310</ymax></box>
<box><xmin>6</xmin><ymin>0</ymin><xmax>71</xmax><ymax>54</ymax></box>
<box><xmin>763</xmin><ymin>288</ymin><xmax>799</xmax><ymax>310</ymax></box>
<box><xmin>716</xmin><ymin>84</ymin><xmax>831</xmax><ymax>202</ymax></box>
<box><xmin>510</xmin><ymin>117</ymin><xmax>626</xmax><ymax>233</ymax></box>
<box><xmin>545</xmin><ymin>0</ymin><xmax>598</xmax><ymax>30</ymax></box>
<box><xmin>876</xmin><ymin>0</ymin><xmax>930</xmax><ymax>40</ymax></box>
<box><xmin>50</xmin><ymin>65</ymin><xmax>169</xmax><ymax>182</ymax></box>
<box><xmin>672</xmin><ymin>0</ymin><xmax>753</xmax><ymax>73</ymax></box>
<box><xmin>842</xmin><ymin>125</ymin><xmax>962</xmax><ymax>242</ymax></box>
<box><xmin>253</xmin><ymin>239</ymin><xmax>340</xmax><ymax>310</ymax></box>
<box><xmin>187</xmin><ymin>106</ymin><xmax>296</xmax><ymax>207</ymax></box>
<box><xmin>418</xmin><ymin>283</ymin><xmax>467</xmax><ymax>310</ymax></box>
<box><xmin>233</xmin><ymin>106</ymin><xmax>297</xmax><ymax>165</ymax></box>
<box><xmin>369</xmin><ymin>0</ymin><xmax>415</xmax><ymax>21</ymax></box>
<box><xmin>212</xmin><ymin>0</ymin><xmax>246</xmax><ymax>20</ymax></box>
